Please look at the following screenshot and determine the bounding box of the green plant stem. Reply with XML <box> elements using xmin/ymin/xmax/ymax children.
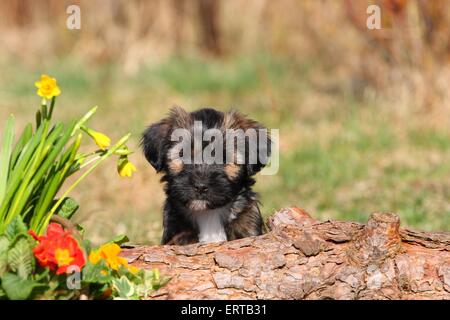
<box><xmin>71</xmin><ymin>106</ymin><xmax>98</xmax><ymax>136</ymax></box>
<box><xmin>48</xmin><ymin>97</ymin><xmax>56</xmax><ymax>119</ymax></box>
<box><xmin>79</xmin><ymin>155</ymin><xmax>102</xmax><ymax>169</ymax></box>
<box><xmin>38</xmin><ymin>133</ymin><xmax>131</xmax><ymax>234</ymax></box>
<box><xmin>40</xmin><ymin>100</ymin><xmax>47</xmax><ymax>120</ymax></box>
<box><xmin>74</xmin><ymin>149</ymin><xmax>105</xmax><ymax>162</ymax></box>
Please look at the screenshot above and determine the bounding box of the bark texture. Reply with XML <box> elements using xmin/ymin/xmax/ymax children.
<box><xmin>121</xmin><ymin>207</ymin><xmax>450</xmax><ymax>300</ymax></box>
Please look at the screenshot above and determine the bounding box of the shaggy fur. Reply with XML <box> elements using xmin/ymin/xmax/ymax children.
<box><xmin>141</xmin><ymin>106</ymin><xmax>271</xmax><ymax>245</ymax></box>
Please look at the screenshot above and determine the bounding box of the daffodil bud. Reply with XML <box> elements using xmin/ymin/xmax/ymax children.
<box><xmin>117</xmin><ymin>156</ymin><xmax>137</xmax><ymax>178</ymax></box>
<box><xmin>81</xmin><ymin>126</ymin><xmax>111</xmax><ymax>150</ymax></box>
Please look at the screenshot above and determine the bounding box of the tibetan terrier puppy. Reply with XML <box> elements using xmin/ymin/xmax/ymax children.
<box><xmin>141</xmin><ymin>106</ymin><xmax>271</xmax><ymax>245</ymax></box>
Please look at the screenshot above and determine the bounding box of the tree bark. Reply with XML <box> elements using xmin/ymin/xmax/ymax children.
<box><xmin>121</xmin><ymin>207</ymin><xmax>450</xmax><ymax>300</ymax></box>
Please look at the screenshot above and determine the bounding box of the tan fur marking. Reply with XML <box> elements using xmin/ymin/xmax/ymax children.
<box><xmin>222</xmin><ymin>110</ymin><xmax>261</xmax><ymax>131</ymax></box>
<box><xmin>222</xmin><ymin>110</ymin><xmax>238</xmax><ymax>130</ymax></box>
<box><xmin>168</xmin><ymin>158</ymin><xmax>183</xmax><ymax>174</ymax></box>
<box><xmin>225</xmin><ymin>163</ymin><xmax>240</xmax><ymax>180</ymax></box>
<box><xmin>169</xmin><ymin>105</ymin><xmax>193</xmax><ymax>129</ymax></box>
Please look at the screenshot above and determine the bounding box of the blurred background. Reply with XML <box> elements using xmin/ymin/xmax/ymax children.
<box><xmin>0</xmin><ymin>0</ymin><xmax>449</xmax><ymax>244</ymax></box>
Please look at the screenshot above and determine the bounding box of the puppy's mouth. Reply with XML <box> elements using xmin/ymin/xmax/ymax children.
<box><xmin>187</xmin><ymin>199</ymin><xmax>209</xmax><ymax>211</ymax></box>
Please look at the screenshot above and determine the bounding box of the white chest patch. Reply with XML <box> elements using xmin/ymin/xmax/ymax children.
<box><xmin>196</xmin><ymin>209</ymin><xmax>227</xmax><ymax>243</ymax></box>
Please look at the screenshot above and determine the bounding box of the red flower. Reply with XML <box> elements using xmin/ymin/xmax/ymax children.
<box><xmin>29</xmin><ymin>223</ymin><xmax>86</xmax><ymax>275</ymax></box>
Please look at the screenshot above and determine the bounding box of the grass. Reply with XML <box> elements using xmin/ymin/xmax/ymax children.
<box><xmin>0</xmin><ymin>54</ymin><xmax>449</xmax><ymax>245</ymax></box>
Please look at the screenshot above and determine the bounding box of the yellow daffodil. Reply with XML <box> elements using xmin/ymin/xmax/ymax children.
<box><xmin>91</xmin><ymin>131</ymin><xmax>111</xmax><ymax>150</ymax></box>
<box><xmin>35</xmin><ymin>74</ymin><xmax>61</xmax><ymax>99</ymax></box>
<box><xmin>82</xmin><ymin>127</ymin><xmax>111</xmax><ymax>150</ymax></box>
<box><xmin>117</xmin><ymin>156</ymin><xmax>137</xmax><ymax>178</ymax></box>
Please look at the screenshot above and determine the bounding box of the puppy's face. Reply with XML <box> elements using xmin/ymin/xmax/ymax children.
<box><xmin>141</xmin><ymin>107</ymin><xmax>270</xmax><ymax>211</ymax></box>
<box><xmin>168</xmin><ymin>163</ymin><xmax>236</xmax><ymax>211</ymax></box>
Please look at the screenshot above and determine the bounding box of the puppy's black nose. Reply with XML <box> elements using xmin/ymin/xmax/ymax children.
<box><xmin>194</xmin><ymin>183</ymin><xmax>208</xmax><ymax>194</ymax></box>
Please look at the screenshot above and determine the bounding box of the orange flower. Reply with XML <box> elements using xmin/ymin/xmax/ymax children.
<box><xmin>89</xmin><ymin>243</ymin><xmax>139</xmax><ymax>273</ymax></box>
<box><xmin>29</xmin><ymin>223</ymin><xmax>86</xmax><ymax>275</ymax></box>
<box><xmin>127</xmin><ymin>265</ymin><xmax>140</xmax><ymax>274</ymax></box>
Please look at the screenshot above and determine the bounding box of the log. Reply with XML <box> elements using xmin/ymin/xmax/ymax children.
<box><xmin>121</xmin><ymin>207</ymin><xmax>450</xmax><ymax>300</ymax></box>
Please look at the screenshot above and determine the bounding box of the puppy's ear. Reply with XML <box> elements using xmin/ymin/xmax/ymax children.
<box><xmin>223</xmin><ymin>110</ymin><xmax>271</xmax><ymax>176</ymax></box>
<box><xmin>246</xmin><ymin>124</ymin><xmax>271</xmax><ymax>176</ymax></box>
<box><xmin>141</xmin><ymin>106</ymin><xmax>192</xmax><ymax>172</ymax></box>
<box><xmin>168</xmin><ymin>105</ymin><xmax>193</xmax><ymax>129</ymax></box>
<box><xmin>141</xmin><ymin>121</ymin><xmax>171</xmax><ymax>172</ymax></box>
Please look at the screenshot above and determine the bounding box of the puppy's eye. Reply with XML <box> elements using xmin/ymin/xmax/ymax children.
<box><xmin>209</xmin><ymin>171</ymin><xmax>223</xmax><ymax>180</ymax></box>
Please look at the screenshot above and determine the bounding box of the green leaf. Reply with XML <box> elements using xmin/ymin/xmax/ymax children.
<box><xmin>31</xmin><ymin>171</ymin><xmax>64</xmax><ymax>229</ymax></box>
<box><xmin>76</xmin><ymin>224</ymin><xmax>85</xmax><ymax>236</ymax></box>
<box><xmin>72</xmin><ymin>106</ymin><xmax>98</xmax><ymax>135</ymax></box>
<box><xmin>8</xmin><ymin>181</ymin><xmax>36</xmax><ymax>229</ymax></box>
<box><xmin>153</xmin><ymin>268</ymin><xmax>160</xmax><ymax>281</ymax></box>
<box><xmin>0</xmin><ymin>236</ymin><xmax>9</xmax><ymax>255</ymax></box>
<box><xmin>109</xmin><ymin>234</ymin><xmax>129</xmax><ymax>246</ymax></box>
<box><xmin>0</xmin><ymin>123</ymin><xmax>45</xmax><ymax>225</ymax></box>
<box><xmin>0</xmin><ymin>236</ymin><xmax>10</xmax><ymax>276</ymax></box>
<box><xmin>0</xmin><ymin>115</ymin><xmax>15</xmax><ymax>206</ymax></box>
<box><xmin>55</xmin><ymin>289</ymin><xmax>76</xmax><ymax>300</ymax></box>
<box><xmin>55</xmin><ymin>197</ymin><xmax>79</xmax><ymax>219</ymax></box>
<box><xmin>7</xmin><ymin>236</ymin><xmax>34</xmax><ymax>279</ymax></box>
<box><xmin>10</xmin><ymin>124</ymin><xmax>32</xmax><ymax>171</ymax></box>
<box><xmin>0</xmin><ymin>286</ymin><xmax>5</xmax><ymax>298</ymax></box>
<box><xmin>0</xmin><ymin>121</ymin><xmax>49</xmax><ymax>230</ymax></box>
<box><xmin>35</xmin><ymin>109</ymin><xmax>42</xmax><ymax>129</ymax></box>
<box><xmin>143</xmin><ymin>268</ymin><xmax>170</xmax><ymax>292</ymax></box>
<box><xmin>30</xmin><ymin>122</ymin><xmax>77</xmax><ymax>232</ymax></box>
<box><xmin>33</xmin><ymin>267</ymin><xmax>50</xmax><ymax>282</ymax></box>
<box><xmin>81</xmin><ymin>261</ymin><xmax>111</xmax><ymax>284</ymax></box>
<box><xmin>4</xmin><ymin>216</ymin><xmax>28</xmax><ymax>242</ymax></box>
<box><xmin>112</xmin><ymin>276</ymin><xmax>135</xmax><ymax>299</ymax></box>
<box><xmin>153</xmin><ymin>276</ymin><xmax>171</xmax><ymax>291</ymax></box>
<box><xmin>143</xmin><ymin>269</ymin><xmax>156</xmax><ymax>290</ymax></box>
<box><xmin>116</xmin><ymin>264</ymin><xmax>141</xmax><ymax>283</ymax></box>
<box><xmin>42</xmin><ymin>132</ymin><xmax>130</xmax><ymax>234</ymax></box>
<box><xmin>131</xmin><ymin>269</ymin><xmax>170</xmax><ymax>299</ymax></box>
<box><xmin>1</xmin><ymin>272</ymin><xmax>41</xmax><ymax>300</ymax></box>
<box><xmin>28</xmin><ymin>122</ymin><xmax>68</xmax><ymax>184</ymax></box>
<box><xmin>82</xmin><ymin>239</ymin><xmax>92</xmax><ymax>254</ymax></box>
<box><xmin>58</xmin><ymin>133</ymin><xmax>81</xmax><ymax>172</ymax></box>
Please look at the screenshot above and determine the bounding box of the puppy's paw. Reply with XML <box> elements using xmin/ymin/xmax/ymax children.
<box><xmin>165</xmin><ymin>231</ymin><xmax>199</xmax><ymax>246</ymax></box>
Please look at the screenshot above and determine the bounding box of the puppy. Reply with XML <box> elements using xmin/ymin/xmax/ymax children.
<box><xmin>141</xmin><ymin>106</ymin><xmax>271</xmax><ymax>245</ymax></box>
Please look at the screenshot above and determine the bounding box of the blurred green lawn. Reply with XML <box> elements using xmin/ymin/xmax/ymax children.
<box><xmin>0</xmin><ymin>54</ymin><xmax>449</xmax><ymax>245</ymax></box>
